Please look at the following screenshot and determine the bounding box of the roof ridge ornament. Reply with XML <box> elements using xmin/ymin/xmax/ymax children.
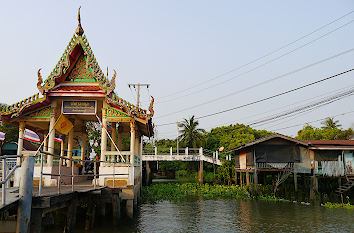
<box><xmin>106</xmin><ymin>69</ymin><xmax>117</xmax><ymax>95</ymax></box>
<box><xmin>75</xmin><ymin>7</ymin><xmax>84</xmax><ymax>36</ymax></box>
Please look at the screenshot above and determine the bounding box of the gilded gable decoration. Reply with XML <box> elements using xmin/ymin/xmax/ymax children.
<box><xmin>106</xmin><ymin>106</ymin><xmax>129</xmax><ymax>118</ymax></box>
<box><xmin>27</xmin><ymin>107</ymin><xmax>51</xmax><ymax>118</ymax></box>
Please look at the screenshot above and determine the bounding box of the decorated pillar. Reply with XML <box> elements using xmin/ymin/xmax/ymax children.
<box><xmin>67</xmin><ymin>127</ymin><xmax>74</xmax><ymax>167</ymax></box>
<box><xmin>129</xmin><ymin>121</ymin><xmax>135</xmax><ymax>185</ymax></box>
<box><xmin>117</xmin><ymin>124</ymin><xmax>122</xmax><ymax>151</ymax></box>
<box><xmin>130</xmin><ymin>121</ymin><xmax>135</xmax><ymax>165</ymax></box>
<box><xmin>101</xmin><ymin>107</ymin><xmax>108</xmax><ymax>164</ymax></box>
<box><xmin>17</xmin><ymin>121</ymin><xmax>25</xmax><ymax>165</ymax></box>
<box><xmin>111</xmin><ymin>122</ymin><xmax>117</xmax><ymax>151</ymax></box>
<box><xmin>81</xmin><ymin>129</ymin><xmax>86</xmax><ymax>165</ymax></box>
<box><xmin>134</xmin><ymin>133</ymin><xmax>139</xmax><ymax>158</ymax></box>
<box><xmin>43</xmin><ymin>134</ymin><xmax>48</xmax><ymax>152</ymax></box>
<box><xmin>60</xmin><ymin>136</ymin><xmax>65</xmax><ymax>166</ymax></box>
<box><xmin>47</xmin><ymin>101</ymin><xmax>57</xmax><ymax>165</ymax></box>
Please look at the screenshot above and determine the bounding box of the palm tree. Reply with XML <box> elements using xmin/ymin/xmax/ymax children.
<box><xmin>321</xmin><ymin>117</ymin><xmax>341</xmax><ymax>129</ymax></box>
<box><xmin>179</xmin><ymin>116</ymin><xmax>205</xmax><ymax>148</ymax></box>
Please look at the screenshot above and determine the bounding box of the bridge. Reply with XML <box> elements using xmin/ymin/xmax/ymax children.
<box><xmin>141</xmin><ymin>147</ymin><xmax>228</xmax><ymax>185</ymax></box>
<box><xmin>142</xmin><ymin>147</ymin><xmax>224</xmax><ymax>165</ymax></box>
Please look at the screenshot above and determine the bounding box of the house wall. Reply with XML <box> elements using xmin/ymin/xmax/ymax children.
<box><xmin>314</xmin><ymin>150</ymin><xmax>342</xmax><ymax>161</ymax></box>
<box><xmin>240</xmin><ymin>153</ymin><xmax>247</xmax><ymax>169</ymax></box>
<box><xmin>294</xmin><ymin>147</ymin><xmax>311</xmax><ymax>174</ymax></box>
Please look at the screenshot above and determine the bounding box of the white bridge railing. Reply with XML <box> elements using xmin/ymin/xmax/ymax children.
<box><xmin>142</xmin><ymin>147</ymin><xmax>229</xmax><ymax>165</ymax></box>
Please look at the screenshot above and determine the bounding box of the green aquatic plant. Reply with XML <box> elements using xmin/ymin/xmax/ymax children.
<box><xmin>141</xmin><ymin>183</ymin><xmax>251</xmax><ymax>202</ymax></box>
<box><xmin>141</xmin><ymin>183</ymin><xmax>284</xmax><ymax>203</ymax></box>
<box><xmin>322</xmin><ymin>197</ymin><xmax>354</xmax><ymax>210</ymax></box>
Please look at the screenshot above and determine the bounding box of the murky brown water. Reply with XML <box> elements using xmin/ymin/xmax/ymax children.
<box><xmin>48</xmin><ymin>199</ymin><xmax>353</xmax><ymax>233</ymax></box>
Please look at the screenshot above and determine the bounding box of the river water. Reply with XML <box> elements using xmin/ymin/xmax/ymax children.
<box><xmin>52</xmin><ymin>199</ymin><xmax>353</xmax><ymax>233</ymax></box>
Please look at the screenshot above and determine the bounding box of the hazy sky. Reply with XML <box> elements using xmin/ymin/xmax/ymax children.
<box><xmin>1</xmin><ymin>1</ymin><xmax>354</xmax><ymax>139</ymax></box>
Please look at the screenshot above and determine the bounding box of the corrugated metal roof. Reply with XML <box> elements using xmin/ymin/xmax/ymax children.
<box><xmin>226</xmin><ymin>133</ymin><xmax>309</xmax><ymax>153</ymax></box>
<box><xmin>304</xmin><ymin>140</ymin><xmax>354</xmax><ymax>146</ymax></box>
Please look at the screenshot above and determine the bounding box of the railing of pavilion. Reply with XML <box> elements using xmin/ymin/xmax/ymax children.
<box><xmin>37</xmin><ymin>151</ymin><xmax>130</xmax><ymax>196</ymax></box>
<box><xmin>0</xmin><ymin>155</ymin><xmax>23</xmax><ymax>206</ymax></box>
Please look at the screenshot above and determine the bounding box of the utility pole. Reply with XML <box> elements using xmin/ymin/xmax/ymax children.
<box><xmin>176</xmin><ymin>122</ymin><xmax>180</xmax><ymax>155</ymax></box>
<box><xmin>128</xmin><ymin>83</ymin><xmax>150</xmax><ymax>108</ymax></box>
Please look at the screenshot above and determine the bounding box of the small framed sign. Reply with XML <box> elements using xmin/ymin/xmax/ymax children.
<box><xmin>62</xmin><ymin>100</ymin><xmax>97</xmax><ymax>115</ymax></box>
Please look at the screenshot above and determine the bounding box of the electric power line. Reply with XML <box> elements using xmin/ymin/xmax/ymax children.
<box><xmin>271</xmin><ymin>110</ymin><xmax>354</xmax><ymax>131</ymax></box>
<box><xmin>246</xmin><ymin>88</ymin><xmax>354</xmax><ymax>127</ymax></box>
<box><xmin>156</xmin><ymin>68</ymin><xmax>354</xmax><ymax>126</ymax></box>
<box><xmin>158</xmin><ymin>15</ymin><xmax>354</xmax><ymax>102</ymax></box>
<box><xmin>197</xmin><ymin>83</ymin><xmax>354</xmax><ymax>131</ymax></box>
<box><xmin>156</xmin><ymin>47</ymin><xmax>354</xmax><ymax>118</ymax></box>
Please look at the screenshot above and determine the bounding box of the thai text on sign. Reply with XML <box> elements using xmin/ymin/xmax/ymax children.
<box><xmin>62</xmin><ymin>100</ymin><xmax>96</xmax><ymax>115</ymax></box>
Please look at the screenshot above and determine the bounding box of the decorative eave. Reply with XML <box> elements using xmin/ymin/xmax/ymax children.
<box><xmin>0</xmin><ymin>93</ymin><xmax>47</xmax><ymax>118</ymax></box>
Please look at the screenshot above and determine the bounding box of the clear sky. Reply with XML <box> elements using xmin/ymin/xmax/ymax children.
<box><xmin>1</xmin><ymin>1</ymin><xmax>354</xmax><ymax>139</ymax></box>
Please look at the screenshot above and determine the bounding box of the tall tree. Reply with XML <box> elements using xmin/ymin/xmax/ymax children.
<box><xmin>179</xmin><ymin>116</ymin><xmax>205</xmax><ymax>148</ymax></box>
<box><xmin>322</xmin><ymin>117</ymin><xmax>341</xmax><ymax>129</ymax></box>
<box><xmin>297</xmin><ymin>122</ymin><xmax>353</xmax><ymax>140</ymax></box>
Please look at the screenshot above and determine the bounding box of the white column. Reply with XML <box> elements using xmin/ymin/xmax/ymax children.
<box><xmin>47</xmin><ymin>102</ymin><xmax>57</xmax><ymax>165</ymax></box>
<box><xmin>67</xmin><ymin>127</ymin><xmax>74</xmax><ymax>167</ymax></box>
<box><xmin>129</xmin><ymin>121</ymin><xmax>135</xmax><ymax>185</ymax></box>
<box><xmin>60</xmin><ymin>136</ymin><xmax>65</xmax><ymax>166</ymax></box>
<box><xmin>81</xmin><ymin>130</ymin><xmax>86</xmax><ymax>165</ymax></box>
<box><xmin>17</xmin><ymin>121</ymin><xmax>25</xmax><ymax>165</ymax></box>
<box><xmin>101</xmin><ymin>109</ymin><xmax>107</xmax><ymax>165</ymax></box>
<box><xmin>111</xmin><ymin>122</ymin><xmax>117</xmax><ymax>151</ymax></box>
<box><xmin>117</xmin><ymin>123</ymin><xmax>122</xmax><ymax>151</ymax></box>
<box><xmin>43</xmin><ymin>134</ymin><xmax>48</xmax><ymax>152</ymax></box>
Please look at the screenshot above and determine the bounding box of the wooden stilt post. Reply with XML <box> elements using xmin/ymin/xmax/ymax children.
<box><xmin>272</xmin><ymin>174</ymin><xmax>275</xmax><ymax>191</ymax></box>
<box><xmin>112</xmin><ymin>194</ymin><xmax>121</xmax><ymax>225</ymax></box>
<box><xmin>64</xmin><ymin>196</ymin><xmax>78</xmax><ymax>233</ymax></box>
<box><xmin>240</xmin><ymin>172</ymin><xmax>243</xmax><ymax>186</ymax></box>
<box><xmin>146</xmin><ymin>161</ymin><xmax>151</xmax><ymax>185</ymax></box>
<box><xmin>253</xmin><ymin>149</ymin><xmax>258</xmax><ymax>193</ymax></box>
<box><xmin>126</xmin><ymin>200</ymin><xmax>134</xmax><ymax>219</ymax></box>
<box><xmin>85</xmin><ymin>201</ymin><xmax>94</xmax><ymax>231</ymax></box>
<box><xmin>30</xmin><ymin>209</ymin><xmax>43</xmax><ymax>233</ymax></box>
<box><xmin>235</xmin><ymin>169</ymin><xmax>238</xmax><ymax>185</ymax></box>
<box><xmin>16</xmin><ymin>155</ymin><xmax>35</xmax><ymax>233</ymax></box>
<box><xmin>294</xmin><ymin>172</ymin><xmax>298</xmax><ymax>192</ymax></box>
<box><xmin>246</xmin><ymin>171</ymin><xmax>250</xmax><ymax>188</ymax></box>
<box><xmin>199</xmin><ymin>159</ymin><xmax>203</xmax><ymax>184</ymax></box>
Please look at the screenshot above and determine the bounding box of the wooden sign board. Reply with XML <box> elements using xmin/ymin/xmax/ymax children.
<box><xmin>62</xmin><ymin>100</ymin><xmax>97</xmax><ymax>115</ymax></box>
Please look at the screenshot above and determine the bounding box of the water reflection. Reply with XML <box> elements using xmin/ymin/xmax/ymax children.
<box><xmin>47</xmin><ymin>199</ymin><xmax>354</xmax><ymax>233</ymax></box>
<box><xmin>137</xmin><ymin>200</ymin><xmax>353</xmax><ymax>233</ymax></box>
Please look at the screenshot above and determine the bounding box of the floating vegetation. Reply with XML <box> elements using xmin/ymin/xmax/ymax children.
<box><xmin>141</xmin><ymin>183</ymin><xmax>250</xmax><ymax>202</ymax></box>
<box><xmin>322</xmin><ymin>197</ymin><xmax>354</xmax><ymax>210</ymax></box>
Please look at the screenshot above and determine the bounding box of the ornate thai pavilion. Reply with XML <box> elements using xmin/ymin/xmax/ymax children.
<box><xmin>0</xmin><ymin>9</ymin><xmax>153</xmax><ymax>204</ymax></box>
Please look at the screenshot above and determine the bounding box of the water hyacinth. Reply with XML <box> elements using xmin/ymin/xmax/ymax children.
<box><xmin>141</xmin><ymin>183</ymin><xmax>251</xmax><ymax>203</ymax></box>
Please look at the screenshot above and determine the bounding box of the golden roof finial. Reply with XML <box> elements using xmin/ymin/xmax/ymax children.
<box><xmin>75</xmin><ymin>7</ymin><xmax>84</xmax><ymax>36</ymax></box>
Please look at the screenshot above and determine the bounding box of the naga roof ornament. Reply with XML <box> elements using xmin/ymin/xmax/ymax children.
<box><xmin>75</xmin><ymin>7</ymin><xmax>84</xmax><ymax>36</ymax></box>
<box><xmin>106</xmin><ymin>69</ymin><xmax>117</xmax><ymax>95</ymax></box>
